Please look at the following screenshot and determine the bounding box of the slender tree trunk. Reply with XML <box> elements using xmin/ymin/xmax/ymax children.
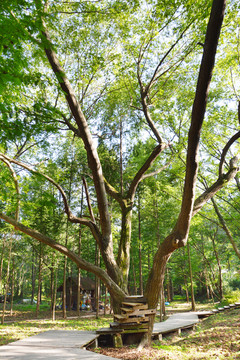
<box><xmin>120</xmin><ymin>117</ymin><xmax>123</xmax><ymax>196</ymax></box>
<box><xmin>184</xmin><ymin>275</ymin><xmax>190</xmax><ymax>303</ymax></box>
<box><xmin>52</xmin><ymin>265</ymin><xmax>58</xmax><ymax>321</ymax></box>
<box><xmin>138</xmin><ymin>195</ymin><xmax>143</xmax><ymax>295</ymax></box>
<box><xmin>95</xmin><ymin>244</ymin><xmax>100</xmax><ymax>319</ymax></box>
<box><xmin>69</xmin><ymin>266</ymin><xmax>73</xmax><ymax>310</ymax></box>
<box><xmin>36</xmin><ymin>245</ymin><xmax>43</xmax><ymax>318</ymax></box>
<box><xmin>211</xmin><ymin>230</ymin><xmax>223</xmax><ymax>299</ymax></box>
<box><xmin>104</xmin><ymin>286</ymin><xmax>107</xmax><ymax>315</ymax></box>
<box><xmin>166</xmin><ymin>267</ymin><xmax>171</xmax><ymax>303</ymax></box>
<box><xmin>0</xmin><ymin>235</ymin><xmax>6</xmax><ymax>294</ymax></box>
<box><xmin>31</xmin><ymin>246</ymin><xmax>36</xmax><ymax>305</ymax></box>
<box><xmin>187</xmin><ymin>241</ymin><xmax>196</xmax><ymax>311</ymax></box>
<box><xmin>62</xmin><ymin>255</ymin><xmax>67</xmax><ymax>318</ymax></box>
<box><xmin>1</xmin><ymin>235</ymin><xmax>13</xmax><ymax>324</ymax></box>
<box><xmin>50</xmin><ymin>255</ymin><xmax>54</xmax><ymax>312</ymax></box>
<box><xmin>159</xmin><ymin>289</ymin><xmax>163</xmax><ymax>322</ymax></box>
<box><xmin>10</xmin><ymin>257</ymin><xmax>15</xmax><ymax>316</ymax></box>
<box><xmin>132</xmin><ymin>263</ymin><xmax>137</xmax><ymax>295</ymax></box>
<box><xmin>77</xmin><ymin>185</ymin><xmax>84</xmax><ymax>316</ymax></box>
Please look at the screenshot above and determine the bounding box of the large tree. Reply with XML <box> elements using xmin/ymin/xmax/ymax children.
<box><xmin>0</xmin><ymin>0</ymin><xmax>239</xmax><ymax>341</ymax></box>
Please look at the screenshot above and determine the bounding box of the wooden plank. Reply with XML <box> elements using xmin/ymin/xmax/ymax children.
<box><xmin>116</xmin><ymin>317</ymin><xmax>149</xmax><ymax>324</ymax></box>
<box><xmin>96</xmin><ymin>327</ymin><xmax>123</xmax><ymax>334</ymax></box>
<box><xmin>114</xmin><ymin>314</ymin><xmax>127</xmax><ymax>320</ymax></box>
<box><xmin>110</xmin><ymin>322</ymin><xmax>120</xmax><ymax>328</ymax></box>
<box><xmin>120</xmin><ymin>323</ymin><xmax>149</xmax><ymax>330</ymax></box>
<box><xmin>121</xmin><ymin>307</ymin><xmax>135</xmax><ymax>313</ymax></box>
<box><xmin>122</xmin><ymin>329</ymin><xmax>148</xmax><ymax>334</ymax></box>
<box><xmin>126</xmin><ymin>309</ymin><xmax>156</xmax><ymax>317</ymax></box>
<box><xmin>122</xmin><ymin>302</ymin><xmax>148</xmax><ymax>310</ymax></box>
<box><xmin>111</xmin><ymin>322</ymin><xmax>149</xmax><ymax>330</ymax></box>
<box><xmin>124</xmin><ymin>296</ymin><xmax>147</xmax><ymax>303</ymax></box>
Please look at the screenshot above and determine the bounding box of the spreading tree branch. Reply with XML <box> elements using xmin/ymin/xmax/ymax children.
<box><xmin>0</xmin><ymin>153</ymin><xmax>100</xmax><ymax>239</ymax></box>
<box><xmin>211</xmin><ymin>197</ymin><xmax>240</xmax><ymax>259</ymax></box>
<box><xmin>0</xmin><ymin>155</ymin><xmax>20</xmax><ymax>222</ymax></box>
<box><xmin>193</xmin><ymin>163</ymin><xmax>239</xmax><ymax>216</ymax></box>
<box><xmin>0</xmin><ymin>212</ymin><xmax>126</xmax><ymax>301</ymax></box>
<box><xmin>218</xmin><ymin>131</ymin><xmax>240</xmax><ymax>176</ymax></box>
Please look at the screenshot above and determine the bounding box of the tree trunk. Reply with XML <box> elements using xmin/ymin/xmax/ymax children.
<box><xmin>211</xmin><ymin>229</ymin><xmax>223</xmax><ymax>300</ymax></box>
<box><xmin>69</xmin><ymin>266</ymin><xmax>73</xmax><ymax>310</ymax></box>
<box><xmin>10</xmin><ymin>257</ymin><xmax>15</xmax><ymax>316</ymax></box>
<box><xmin>132</xmin><ymin>263</ymin><xmax>138</xmax><ymax>295</ymax></box>
<box><xmin>95</xmin><ymin>243</ymin><xmax>100</xmax><ymax>318</ymax></box>
<box><xmin>62</xmin><ymin>255</ymin><xmax>67</xmax><ymax>318</ymax></box>
<box><xmin>187</xmin><ymin>241</ymin><xmax>196</xmax><ymax>311</ymax></box>
<box><xmin>184</xmin><ymin>275</ymin><xmax>190</xmax><ymax>303</ymax></box>
<box><xmin>166</xmin><ymin>267</ymin><xmax>171</xmax><ymax>303</ymax></box>
<box><xmin>1</xmin><ymin>235</ymin><xmax>13</xmax><ymax>325</ymax></box>
<box><xmin>138</xmin><ymin>196</ymin><xmax>143</xmax><ymax>295</ymax></box>
<box><xmin>31</xmin><ymin>247</ymin><xmax>36</xmax><ymax>305</ymax></box>
<box><xmin>116</xmin><ymin>205</ymin><xmax>132</xmax><ymax>294</ymax></box>
<box><xmin>77</xmin><ymin>185</ymin><xmax>84</xmax><ymax>316</ymax></box>
<box><xmin>36</xmin><ymin>245</ymin><xmax>43</xmax><ymax>318</ymax></box>
<box><xmin>0</xmin><ymin>235</ymin><xmax>6</xmax><ymax>295</ymax></box>
<box><xmin>144</xmin><ymin>0</ymin><xmax>226</xmax><ymax>344</ymax></box>
<box><xmin>52</xmin><ymin>265</ymin><xmax>58</xmax><ymax>321</ymax></box>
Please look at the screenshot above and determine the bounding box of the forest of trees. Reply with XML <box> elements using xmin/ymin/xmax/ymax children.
<box><xmin>0</xmin><ymin>0</ymin><xmax>240</xmax><ymax>342</ymax></box>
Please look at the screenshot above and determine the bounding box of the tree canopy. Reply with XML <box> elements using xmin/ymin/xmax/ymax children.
<box><xmin>0</xmin><ymin>0</ymin><xmax>240</xmax><ymax>341</ymax></box>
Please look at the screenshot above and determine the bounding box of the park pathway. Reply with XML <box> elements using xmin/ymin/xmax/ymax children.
<box><xmin>0</xmin><ymin>330</ymin><xmax>117</xmax><ymax>360</ymax></box>
<box><xmin>153</xmin><ymin>311</ymin><xmax>199</xmax><ymax>337</ymax></box>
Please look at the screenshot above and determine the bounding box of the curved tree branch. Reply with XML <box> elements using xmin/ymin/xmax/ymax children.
<box><xmin>127</xmin><ymin>144</ymin><xmax>166</xmax><ymax>200</ymax></box>
<box><xmin>104</xmin><ymin>179</ymin><xmax>126</xmax><ymax>210</ymax></box>
<box><xmin>211</xmin><ymin>197</ymin><xmax>240</xmax><ymax>260</ymax></box>
<box><xmin>192</xmin><ymin>164</ymin><xmax>239</xmax><ymax>216</ymax></box>
<box><xmin>0</xmin><ymin>155</ymin><xmax>20</xmax><ymax>222</ymax></box>
<box><xmin>141</xmin><ymin>161</ymin><xmax>171</xmax><ymax>181</ymax></box>
<box><xmin>0</xmin><ymin>212</ymin><xmax>126</xmax><ymax>301</ymax></box>
<box><xmin>218</xmin><ymin>130</ymin><xmax>240</xmax><ymax>176</ymax></box>
<box><xmin>82</xmin><ymin>176</ymin><xmax>96</xmax><ymax>223</ymax></box>
<box><xmin>0</xmin><ymin>153</ymin><xmax>101</xmax><ymax>239</ymax></box>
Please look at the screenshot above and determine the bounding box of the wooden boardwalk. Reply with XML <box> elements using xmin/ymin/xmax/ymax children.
<box><xmin>0</xmin><ymin>302</ymin><xmax>239</xmax><ymax>358</ymax></box>
<box><xmin>153</xmin><ymin>302</ymin><xmax>240</xmax><ymax>338</ymax></box>
<box><xmin>0</xmin><ymin>330</ymin><xmax>117</xmax><ymax>359</ymax></box>
<box><xmin>153</xmin><ymin>312</ymin><xmax>199</xmax><ymax>337</ymax></box>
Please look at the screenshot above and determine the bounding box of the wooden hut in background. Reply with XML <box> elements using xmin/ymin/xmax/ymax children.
<box><xmin>57</xmin><ymin>276</ymin><xmax>95</xmax><ymax>310</ymax></box>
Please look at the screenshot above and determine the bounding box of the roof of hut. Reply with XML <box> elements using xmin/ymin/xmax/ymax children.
<box><xmin>57</xmin><ymin>276</ymin><xmax>95</xmax><ymax>292</ymax></box>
